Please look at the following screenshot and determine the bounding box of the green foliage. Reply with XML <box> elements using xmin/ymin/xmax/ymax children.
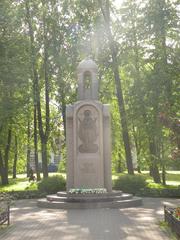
<box><xmin>0</xmin><ymin>190</ymin><xmax>45</xmax><ymax>200</ymax></box>
<box><xmin>138</xmin><ymin>177</ymin><xmax>180</xmax><ymax>197</ymax></box>
<box><xmin>0</xmin><ymin>192</ymin><xmax>12</xmax><ymax>204</ymax></box>
<box><xmin>147</xmin><ymin>182</ymin><xmax>178</xmax><ymax>189</ymax></box>
<box><xmin>159</xmin><ymin>221</ymin><xmax>177</xmax><ymax>240</ymax></box>
<box><xmin>0</xmin><ymin>0</ymin><xmax>31</xmax><ymax>184</ymax></box>
<box><xmin>25</xmin><ymin>182</ymin><xmax>38</xmax><ymax>191</ymax></box>
<box><xmin>140</xmin><ymin>187</ymin><xmax>180</xmax><ymax>198</ymax></box>
<box><xmin>0</xmin><ymin>177</ymin><xmax>37</xmax><ymax>191</ymax></box>
<box><xmin>113</xmin><ymin>174</ymin><xmax>147</xmax><ymax>194</ymax></box>
<box><xmin>58</xmin><ymin>160</ymin><xmax>66</xmax><ymax>173</ymax></box>
<box><xmin>1</xmin><ymin>172</ymin><xmax>180</xmax><ymax>199</ymax></box>
<box><xmin>38</xmin><ymin>175</ymin><xmax>66</xmax><ymax>194</ymax></box>
<box><xmin>58</xmin><ymin>146</ymin><xmax>67</xmax><ymax>173</ymax></box>
<box><xmin>0</xmin><ymin>0</ymin><xmax>179</xmax><ymax>182</ymax></box>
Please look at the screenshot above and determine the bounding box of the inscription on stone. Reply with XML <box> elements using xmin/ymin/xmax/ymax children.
<box><xmin>80</xmin><ymin>163</ymin><xmax>95</xmax><ymax>174</ymax></box>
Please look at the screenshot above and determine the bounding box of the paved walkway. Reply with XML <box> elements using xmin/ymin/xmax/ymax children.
<box><xmin>0</xmin><ymin>198</ymin><xmax>179</xmax><ymax>240</ymax></box>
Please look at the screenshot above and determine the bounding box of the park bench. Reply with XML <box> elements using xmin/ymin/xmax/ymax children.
<box><xmin>164</xmin><ymin>205</ymin><xmax>180</xmax><ymax>237</ymax></box>
<box><xmin>0</xmin><ymin>193</ymin><xmax>11</xmax><ymax>226</ymax></box>
<box><xmin>0</xmin><ymin>201</ymin><xmax>10</xmax><ymax>225</ymax></box>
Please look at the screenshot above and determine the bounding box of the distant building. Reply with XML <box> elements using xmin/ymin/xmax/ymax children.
<box><xmin>29</xmin><ymin>137</ymin><xmax>61</xmax><ymax>172</ymax></box>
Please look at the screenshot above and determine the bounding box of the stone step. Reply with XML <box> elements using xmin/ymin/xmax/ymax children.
<box><xmin>37</xmin><ymin>197</ymin><xmax>142</xmax><ymax>209</ymax></box>
<box><xmin>46</xmin><ymin>193</ymin><xmax>133</xmax><ymax>203</ymax></box>
<box><xmin>57</xmin><ymin>190</ymin><xmax>123</xmax><ymax>198</ymax></box>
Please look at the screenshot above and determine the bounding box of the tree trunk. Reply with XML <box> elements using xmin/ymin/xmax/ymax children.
<box><xmin>113</xmin><ymin>66</ymin><xmax>134</xmax><ymax>174</ymax></box>
<box><xmin>150</xmin><ymin>165</ymin><xmax>161</xmax><ymax>183</ymax></box>
<box><xmin>26</xmin><ymin>0</ymin><xmax>50</xmax><ymax>179</ymax></box>
<box><xmin>4</xmin><ymin>128</ymin><xmax>12</xmax><ymax>184</ymax></box>
<box><xmin>13</xmin><ymin>135</ymin><xmax>18</xmax><ymax>179</ymax></box>
<box><xmin>137</xmin><ymin>166</ymin><xmax>141</xmax><ymax>173</ymax></box>
<box><xmin>117</xmin><ymin>152</ymin><xmax>122</xmax><ymax>173</ymax></box>
<box><xmin>132</xmin><ymin>124</ymin><xmax>141</xmax><ymax>173</ymax></box>
<box><xmin>162</xmin><ymin>165</ymin><xmax>166</xmax><ymax>186</ymax></box>
<box><xmin>36</xmin><ymin>6</ymin><xmax>50</xmax><ymax>178</ymax></box>
<box><xmin>26</xmin><ymin>119</ymin><xmax>31</xmax><ymax>177</ymax></box>
<box><xmin>0</xmin><ymin>152</ymin><xmax>8</xmax><ymax>185</ymax></box>
<box><xmin>41</xmin><ymin>140</ymin><xmax>48</xmax><ymax>178</ymax></box>
<box><xmin>61</xmin><ymin>98</ymin><xmax>66</xmax><ymax>139</ymax></box>
<box><xmin>161</xmin><ymin>141</ymin><xmax>166</xmax><ymax>185</ymax></box>
<box><xmin>149</xmin><ymin>139</ymin><xmax>161</xmax><ymax>183</ymax></box>
<box><xmin>0</xmin><ymin>128</ymin><xmax>12</xmax><ymax>185</ymax></box>
<box><xmin>98</xmin><ymin>0</ymin><xmax>134</xmax><ymax>174</ymax></box>
<box><xmin>34</xmin><ymin>106</ymin><xmax>41</xmax><ymax>181</ymax></box>
<box><xmin>0</xmin><ymin>167</ymin><xmax>8</xmax><ymax>185</ymax></box>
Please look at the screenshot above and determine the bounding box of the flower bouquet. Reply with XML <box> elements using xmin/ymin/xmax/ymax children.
<box><xmin>68</xmin><ymin>188</ymin><xmax>107</xmax><ymax>195</ymax></box>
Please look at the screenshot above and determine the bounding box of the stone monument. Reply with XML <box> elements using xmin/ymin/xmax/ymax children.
<box><xmin>37</xmin><ymin>58</ymin><xmax>142</xmax><ymax>209</ymax></box>
<box><xmin>66</xmin><ymin>58</ymin><xmax>112</xmax><ymax>192</ymax></box>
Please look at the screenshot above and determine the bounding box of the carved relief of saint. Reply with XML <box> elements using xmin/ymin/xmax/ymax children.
<box><xmin>78</xmin><ymin>110</ymin><xmax>98</xmax><ymax>153</ymax></box>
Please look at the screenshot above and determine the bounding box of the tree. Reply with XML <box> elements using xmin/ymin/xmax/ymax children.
<box><xmin>25</xmin><ymin>0</ymin><xmax>51</xmax><ymax>178</ymax></box>
<box><xmin>0</xmin><ymin>0</ymin><xmax>30</xmax><ymax>184</ymax></box>
<box><xmin>12</xmin><ymin>135</ymin><xmax>18</xmax><ymax>179</ymax></box>
<box><xmin>98</xmin><ymin>0</ymin><xmax>134</xmax><ymax>174</ymax></box>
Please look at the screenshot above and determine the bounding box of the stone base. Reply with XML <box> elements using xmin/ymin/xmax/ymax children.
<box><xmin>37</xmin><ymin>191</ymin><xmax>142</xmax><ymax>209</ymax></box>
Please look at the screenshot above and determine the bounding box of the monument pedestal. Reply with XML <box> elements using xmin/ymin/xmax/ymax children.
<box><xmin>37</xmin><ymin>191</ymin><xmax>142</xmax><ymax>209</ymax></box>
<box><xmin>66</xmin><ymin>101</ymin><xmax>112</xmax><ymax>192</ymax></box>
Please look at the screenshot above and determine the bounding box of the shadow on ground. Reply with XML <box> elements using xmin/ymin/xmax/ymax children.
<box><xmin>0</xmin><ymin>198</ymin><xmax>179</xmax><ymax>240</ymax></box>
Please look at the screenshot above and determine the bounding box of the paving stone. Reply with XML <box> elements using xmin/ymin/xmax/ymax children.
<box><xmin>0</xmin><ymin>198</ymin><xmax>179</xmax><ymax>240</ymax></box>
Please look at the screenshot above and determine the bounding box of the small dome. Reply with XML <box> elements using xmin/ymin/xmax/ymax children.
<box><xmin>77</xmin><ymin>58</ymin><xmax>98</xmax><ymax>72</ymax></box>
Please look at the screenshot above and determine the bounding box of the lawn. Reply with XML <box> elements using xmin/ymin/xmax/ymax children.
<box><xmin>0</xmin><ymin>171</ymin><xmax>180</xmax><ymax>192</ymax></box>
<box><xmin>140</xmin><ymin>171</ymin><xmax>180</xmax><ymax>187</ymax></box>
<box><xmin>113</xmin><ymin>171</ymin><xmax>180</xmax><ymax>189</ymax></box>
<box><xmin>0</xmin><ymin>173</ymin><xmax>64</xmax><ymax>192</ymax></box>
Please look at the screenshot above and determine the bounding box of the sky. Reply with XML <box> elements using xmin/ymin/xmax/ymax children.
<box><xmin>114</xmin><ymin>0</ymin><xmax>124</xmax><ymax>7</ymax></box>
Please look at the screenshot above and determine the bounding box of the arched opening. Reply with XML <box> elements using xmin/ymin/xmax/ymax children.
<box><xmin>83</xmin><ymin>71</ymin><xmax>91</xmax><ymax>89</ymax></box>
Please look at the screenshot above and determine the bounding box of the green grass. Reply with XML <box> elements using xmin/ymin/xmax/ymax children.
<box><xmin>1</xmin><ymin>171</ymin><xmax>180</xmax><ymax>193</ymax></box>
<box><xmin>113</xmin><ymin>171</ymin><xmax>180</xmax><ymax>191</ymax></box>
<box><xmin>0</xmin><ymin>172</ymin><xmax>65</xmax><ymax>192</ymax></box>
<box><xmin>147</xmin><ymin>182</ymin><xmax>179</xmax><ymax>189</ymax></box>
<box><xmin>113</xmin><ymin>171</ymin><xmax>180</xmax><ymax>183</ymax></box>
<box><xmin>143</xmin><ymin>171</ymin><xmax>180</xmax><ymax>189</ymax></box>
<box><xmin>159</xmin><ymin>221</ymin><xmax>178</xmax><ymax>240</ymax></box>
<box><xmin>0</xmin><ymin>178</ymin><xmax>38</xmax><ymax>192</ymax></box>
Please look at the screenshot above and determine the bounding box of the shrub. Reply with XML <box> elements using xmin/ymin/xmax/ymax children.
<box><xmin>8</xmin><ymin>190</ymin><xmax>46</xmax><ymax>199</ymax></box>
<box><xmin>58</xmin><ymin>159</ymin><xmax>66</xmax><ymax>173</ymax></box>
<box><xmin>38</xmin><ymin>175</ymin><xmax>66</xmax><ymax>194</ymax></box>
<box><xmin>0</xmin><ymin>192</ymin><xmax>13</xmax><ymax>204</ymax></box>
<box><xmin>113</xmin><ymin>174</ymin><xmax>147</xmax><ymax>194</ymax></box>
<box><xmin>139</xmin><ymin>187</ymin><xmax>180</xmax><ymax>198</ymax></box>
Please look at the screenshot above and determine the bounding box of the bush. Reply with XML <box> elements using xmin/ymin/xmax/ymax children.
<box><xmin>139</xmin><ymin>187</ymin><xmax>180</xmax><ymax>198</ymax></box>
<box><xmin>38</xmin><ymin>175</ymin><xmax>66</xmax><ymax>194</ymax></box>
<box><xmin>0</xmin><ymin>192</ymin><xmax>12</xmax><ymax>204</ymax></box>
<box><xmin>58</xmin><ymin>159</ymin><xmax>66</xmax><ymax>173</ymax></box>
<box><xmin>10</xmin><ymin>190</ymin><xmax>46</xmax><ymax>199</ymax></box>
<box><xmin>113</xmin><ymin>174</ymin><xmax>147</xmax><ymax>194</ymax></box>
<box><xmin>0</xmin><ymin>190</ymin><xmax>45</xmax><ymax>200</ymax></box>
